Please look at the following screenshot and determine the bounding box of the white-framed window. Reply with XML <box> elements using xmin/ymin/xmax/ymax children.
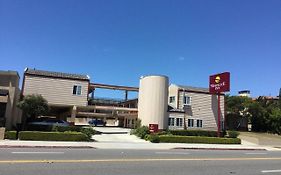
<box><xmin>73</xmin><ymin>85</ymin><xmax>82</xmax><ymax>95</ymax></box>
<box><xmin>183</xmin><ymin>95</ymin><xmax>191</xmax><ymax>105</ymax></box>
<box><xmin>168</xmin><ymin>118</ymin><xmax>175</xmax><ymax>126</ymax></box>
<box><xmin>188</xmin><ymin>119</ymin><xmax>194</xmax><ymax>127</ymax></box>
<box><xmin>176</xmin><ymin>118</ymin><xmax>183</xmax><ymax>127</ymax></box>
<box><xmin>169</xmin><ymin>96</ymin><xmax>175</xmax><ymax>103</ymax></box>
<box><xmin>197</xmin><ymin>119</ymin><xmax>203</xmax><ymax>128</ymax></box>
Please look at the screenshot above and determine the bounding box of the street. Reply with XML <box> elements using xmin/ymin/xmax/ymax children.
<box><xmin>0</xmin><ymin>148</ymin><xmax>280</xmax><ymax>175</ymax></box>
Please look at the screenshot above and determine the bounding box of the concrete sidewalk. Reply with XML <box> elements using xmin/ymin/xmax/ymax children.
<box><xmin>0</xmin><ymin>139</ymin><xmax>279</xmax><ymax>151</ymax></box>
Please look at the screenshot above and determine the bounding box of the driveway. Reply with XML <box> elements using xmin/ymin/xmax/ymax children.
<box><xmin>92</xmin><ymin>127</ymin><xmax>148</xmax><ymax>143</ymax></box>
<box><xmin>239</xmin><ymin>132</ymin><xmax>281</xmax><ymax>148</ymax></box>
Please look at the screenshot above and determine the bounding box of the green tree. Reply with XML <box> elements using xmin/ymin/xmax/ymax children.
<box><xmin>248</xmin><ymin>101</ymin><xmax>267</xmax><ymax>132</ymax></box>
<box><xmin>18</xmin><ymin>94</ymin><xmax>49</xmax><ymax>119</ymax></box>
<box><xmin>278</xmin><ymin>88</ymin><xmax>281</xmax><ymax>110</ymax></box>
<box><xmin>268</xmin><ymin>108</ymin><xmax>281</xmax><ymax>134</ymax></box>
<box><xmin>225</xmin><ymin>95</ymin><xmax>252</xmax><ymax>130</ymax></box>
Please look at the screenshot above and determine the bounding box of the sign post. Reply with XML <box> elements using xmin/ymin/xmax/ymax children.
<box><xmin>209</xmin><ymin>72</ymin><xmax>230</xmax><ymax>137</ymax></box>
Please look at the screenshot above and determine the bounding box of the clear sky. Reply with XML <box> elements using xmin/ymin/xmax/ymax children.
<box><xmin>1</xmin><ymin>0</ymin><xmax>280</xmax><ymax>98</ymax></box>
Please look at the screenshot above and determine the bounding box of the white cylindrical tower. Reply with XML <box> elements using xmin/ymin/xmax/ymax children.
<box><xmin>138</xmin><ymin>75</ymin><xmax>169</xmax><ymax>130</ymax></box>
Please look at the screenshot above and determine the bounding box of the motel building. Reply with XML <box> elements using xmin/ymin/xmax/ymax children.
<box><xmin>18</xmin><ymin>68</ymin><xmax>225</xmax><ymax>131</ymax></box>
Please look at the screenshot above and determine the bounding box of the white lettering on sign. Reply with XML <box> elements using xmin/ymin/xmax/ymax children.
<box><xmin>210</xmin><ymin>82</ymin><xmax>225</xmax><ymax>90</ymax></box>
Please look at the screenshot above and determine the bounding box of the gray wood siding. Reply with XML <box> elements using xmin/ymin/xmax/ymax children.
<box><xmin>178</xmin><ymin>91</ymin><xmax>225</xmax><ymax>131</ymax></box>
<box><xmin>23</xmin><ymin>75</ymin><xmax>89</xmax><ymax>106</ymax></box>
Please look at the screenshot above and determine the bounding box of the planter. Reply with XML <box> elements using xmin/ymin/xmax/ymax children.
<box><xmin>0</xmin><ymin>127</ymin><xmax>5</xmax><ymax>140</ymax></box>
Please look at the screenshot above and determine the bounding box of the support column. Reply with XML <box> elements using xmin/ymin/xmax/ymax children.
<box><xmin>217</xmin><ymin>94</ymin><xmax>221</xmax><ymax>137</ymax></box>
<box><xmin>70</xmin><ymin>106</ymin><xmax>77</xmax><ymax>126</ymax></box>
<box><xmin>124</xmin><ymin>90</ymin><xmax>128</xmax><ymax>101</ymax></box>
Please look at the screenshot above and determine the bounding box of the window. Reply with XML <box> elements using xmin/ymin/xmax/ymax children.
<box><xmin>73</xmin><ymin>85</ymin><xmax>82</xmax><ymax>95</ymax></box>
<box><xmin>197</xmin><ymin>119</ymin><xmax>203</xmax><ymax>128</ymax></box>
<box><xmin>188</xmin><ymin>119</ymin><xmax>194</xmax><ymax>127</ymax></box>
<box><xmin>176</xmin><ymin>118</ymin><xmax>183</xmax><ymax>127</ymax></box>
<box><xmin>183</xmin><ymin>96</ymin><xmax>191</xmax><ymax>105</ymax></box>
<box><xmin>168</xmin><ymin>118</ymin><xmax>175</xmax><ymax>126</ymax></box>
<box><xmin>169</xmin><ymin>96</ymin><xmax>175</xmax><ymax>103</ymax></box>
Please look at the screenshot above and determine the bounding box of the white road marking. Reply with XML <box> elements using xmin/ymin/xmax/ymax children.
<box><xmin>261</xmin><ymin>170</ymin><xmax>281</xmax><ymax>173</ymax></box>
<box><xmin>11</xmin><ymin>152</ymin><xmax>64</xmax><ymax>154</ymax></box>
<box><xmin>245</xmin><ymin>152</ymin><xmax>267</xmax><ymax>155</ymax></box>
<box><xmin>155</xmin><ymin>151</ymin><xmax>190</xmax><ymax>155</ymax></box>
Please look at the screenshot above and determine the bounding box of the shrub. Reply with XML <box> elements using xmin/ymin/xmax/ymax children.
<box><xmin>4</xmin><ymin>131</ymin><xmax>17</xmax><ymax>140</ymax></box>
<box><xmin>80</xmin><ymin>127</ymin><xmax>96</xmax><ymax>140</ymax></box>
<box><xmin>132</xmin><ymin>126</ymin><xmax>150</xmax><ymax>139</ymax></box>
<box><xmin>52</xmin><ymin>126</ymin><xmax>95</xmax><ymax>140</ymax></box>
<box><xmin>159</xmin><ymin>135</ymin><xmax>241</xmax><ymax>144</ymax></box>
<box><xmin>228</xmin><ymin>130</ymin><xmax>240</xmax><ymax>138</ymax></box>
<box><xmin>169</xmin><ymin>130</ymin><xmax>225</xmax><ymax>137</ymax></box>
<box><xmin>156</xmin><ymin>130</ymin><xmax>171</xmax><ymax>136</ymax></box>
<box><xmin>18</xmin><ymin>131</ymin><xmax>88</xmax><ymax>141</ymax></box>
<box><xmin>52</xmin><ymin>125</ymin><xmax>81</xmax><ymax>132</ymax></box>
<box><xmin>146</xmin><ymin>134</ymin><xmax>160</xmax><ymax>143</ymax></box>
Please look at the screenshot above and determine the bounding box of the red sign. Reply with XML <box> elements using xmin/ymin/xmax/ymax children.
<box><xmin>209</xmin><ymin>72</ymin><xmax>230</xmax><ymax>93</ymax></box>
<box><xmin>149</xmin><ymin>124</ymin><xmax>158</xmax><ymax>133</ymax></box>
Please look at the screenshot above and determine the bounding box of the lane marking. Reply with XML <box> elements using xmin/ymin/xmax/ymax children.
<box><xmin>0</xmin><ymin>157</ymin><xmax>281</xmax><ymax>164</ymax></box>
<box><xmin>262</xmin><ymin>170</ymin><xmax>281</xmax><ymax>173</ymax></box>
<box><xmin>245</xmin><ymin>153</ymin><xmax>267</xmax><ymax>155</ymax></box>
<box><xmin>155</xmin><ymin>152</ymin><xmax>190</xmax><ymax>155</ymax></box>
<box><xmin>11</xmin><ymin>152</ymin><xmax>64</xmax><ymax>154</ymax></box>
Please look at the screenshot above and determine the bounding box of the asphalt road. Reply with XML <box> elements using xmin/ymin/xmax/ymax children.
<box><xmin>0</xmin><ymin>148</ymin><xmax>281</xmax><ymax>175</ymax></box>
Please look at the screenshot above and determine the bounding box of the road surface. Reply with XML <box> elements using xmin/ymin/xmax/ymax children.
<box><xmin>0</xmin><ymin>148</ymin><xmax>280</xmax><ymax>175</ymax></box>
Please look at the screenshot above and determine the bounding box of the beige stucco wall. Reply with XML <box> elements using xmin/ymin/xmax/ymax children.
<box><xmin>0</xmin><ymin>84</ymin><xmax>21</xmax><ymax>130</ymax></box>
<box><xmin>23</xmin><ymin>75</ymin><xmax>89</xmax><ymax>106</ymax></box>
<box><xmin>138</xmin><ymin>75</ymin><xmax>169</xmax><ymax>130</ymax></box>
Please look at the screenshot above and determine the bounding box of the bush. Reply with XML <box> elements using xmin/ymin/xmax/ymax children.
<box><xmin>131</xmin><ymin>126</ymin><xmax>150</xmax><ymax>139</ymax></box>
<box><xmin>52</xmin><ymin>126</ymin><xmax>95</xmax><ymax>140</ymax></box>
<box><xmin>18</xmin><ymin>131</ymin><xmax>88</xmax><ymax>141</ymax></box>
<box><xmin>170</xmin><ymin>130</ymin><xmax>225</xmax><ymax>137</ymax></box>
<box><xmin>159</xmin><ymin>135</ymin><xmax>241</xmax><ymax>144</ymax></box>
<box><xmin>228</xmin><ymin>130</ymin><xmax>240</xmax><ymax>138</ymax></box>
<box><xmin>52</xmin><ymin>125</ymin><xmax>81</xmax><ymax>132</ymax></box>
<box><xmin>146</xmin><ymin>134</ymin><xmax>160</xmax><ymax>143</ymax></box>
<box><xmin>4</xmin><ymin>131</ymin><xmax>17</xmax><ymax>140</ymax></box>
<box><xmin>80</xmin><ymin>127</ymin><xmax>96</xmax><ymax>140</ymax></box>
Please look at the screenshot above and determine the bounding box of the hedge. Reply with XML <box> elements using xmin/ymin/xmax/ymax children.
<box><xmin>159</xmin><ymin>135</ymin><xmax>241</xmax><ymax>144</ymax></box>
<box><xmin>227</xmin><ymin>130</ymin><xmax>240</xmax><ymax>138</ymax></box>
<box><xmin>169</xmin><ymin>130</ymin><xmax>225</xmax><ymax>137</ymax></box>
<box><xmin>4</xmin><ymin>131</ymin><xmax>17</xmax><ymax>140</ymax></box>
<box><xmin>18</xmin><ymin>131</ymin><xmax>88</xmax><ymax>141</ymax></box>
<box><xmin>145</xmin><ymin>134</ymin><xmax>160</xmax><ymax>143</ymax></box>
<box><xmin>52</xmin><ymin>126</ymin><xmax>95</xmax><ymax>140</ymax></box>
<box><xmin>52</xmin><ymin>126</ymin><xmax>81</xmax><ymax>132</ymax></box>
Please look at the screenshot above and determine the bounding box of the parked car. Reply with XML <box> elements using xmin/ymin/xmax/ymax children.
<box><xmin>88</xmin><ymin>119</ymin><xmax>106</xmax><ymax>126</ymax></box>
<box><xmin>27</xmin><ymin>118</ymin><xmax>70</xmax><ymax>127</ymax></box>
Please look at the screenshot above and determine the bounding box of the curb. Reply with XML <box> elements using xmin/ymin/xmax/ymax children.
<box><xmin>172</xmin><ymin>147</ymin><xmax>267</xmax><ymax>151</ymax></box>
<box><xmin>0</xmin><ymin>145</ymin><xmax>95</xmax><ymax>149</ymax></box>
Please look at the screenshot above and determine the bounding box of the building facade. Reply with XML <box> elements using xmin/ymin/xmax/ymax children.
<box><xmin>0</xmin><ymin>71</ymin><xmax>22</xmax><ymax>130</ymax></box>
<box><xmin>23</xmin><ymin>68</ymin><xmax>90</xmax><ymax>107</ymax></box>
<box><xmin>168</xmin><ymin>84</ymin><xmax>225</xmax><ymax>131</ymax></box>
<box><xmin>22</xmin><ymin>68</ymin><xmax>138</xmax><ymax>127</ymax></box>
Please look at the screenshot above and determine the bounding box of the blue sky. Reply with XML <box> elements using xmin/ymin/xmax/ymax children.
<box><xmin>1</xmin><ymin>0</ymin><xmax>280</xmax><ymax>98</ymax></box>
